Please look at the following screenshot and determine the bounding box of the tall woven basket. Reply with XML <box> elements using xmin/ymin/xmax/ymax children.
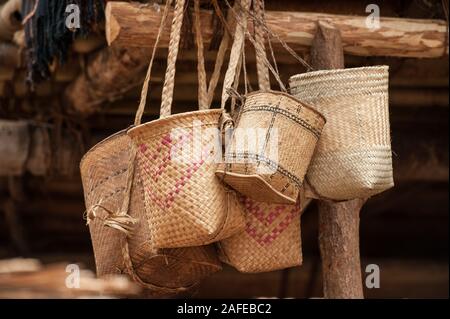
<box><xmin>127</xmin><ymin>0</ymin><xmax>245</xmax><ymax>248</ymax></box>
<box><xmin>217</xmin><ymin>190</ymin><xmax>310</xmax><ymax>273</ymax></box>
<box><xmin>289</xmin><ymin>66</ymin><xmax>394</xmax><ymax>200</ymax></box>
<box><xmin>216</xmin><ymin>91</ymin><xmax>326</xmax><ymax>204</ymax></box>
<box><xmin>80</xmin><ymin>130</ymin><xmax>222</xmax><ymax>296</ymax></box>
<box><xmin>129</xmin><ymin>111</ymin><xmax>245</xmax><ymax>248</ymax></box>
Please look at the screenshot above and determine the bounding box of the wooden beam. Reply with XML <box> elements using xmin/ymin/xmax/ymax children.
<box><xmin>106</xmin><ymin>1</ymin><xmax>448</xmax><ymax>58</ymax></box>
<box><xmin>64</xmin><ymin>46</ymin><xmax>151</xmax><ymax>114</ymax></box>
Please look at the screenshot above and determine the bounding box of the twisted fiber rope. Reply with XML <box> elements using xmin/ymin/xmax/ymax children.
<box><xmin>242</xmin><ymin>48</ymin><xmax>248</xmax><ymax>94</ymax></box>
<box><xmin>134</xmin><ymin>0</ymin><xmax>173</xmax><ymax>126</ymax></box>
<box><xmin>231</xmin><ymin>51</ymin><xmax>244</xmax><ymax>112</ymax></box>
<box><xmin>223</xmin><ymin>0</ymin><xmax>286</xmax><ymax>92</ymax></box>
<box><xmin>206</xmin><ymin>29</ymin><xmax>229</xmax><ymax>107</ymax></box>
<box><xmin>208</xmin><ymin>1</ymin><xmax>242</xmax><ymax>108</ymax></box>
<box><xmin>233</xmin><ymin>0</ymin><xmax>313</xmax><ymax>72</ymax></box>
<box><xmin>194</xmin><ymin>0</ymin><xmax>208</xmax><ymax>110</ymax></box>
<box><xmin>194</xmin><ymin>0</ymin><xmax>232</xmax><ymax>110</ymax></box>
<box><xmin>253</xmin><ymin>0</ymin><xmax>270</xmax><ymax>91</ymax></box>
<box><xmin>160</xmin><ymin>0</ymin><xmax>186</xmax><ymax>118</ymax></box>
<box><xmin>221</xmin><ymin>0</ymin><xmax>251</xmax><ymax>109</ymax></box>
<box><xmin>265</xmin><ymin>1</ymin><xmax>280</xmax><ymax>89</ymax></box>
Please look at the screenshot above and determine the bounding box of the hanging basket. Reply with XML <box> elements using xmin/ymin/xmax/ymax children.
<box><xmin>128</xmin><ymin>110</ymin><xmax>245</xmax><ymax>248</ymax></box>
<box><xmin>216</xmin><ymin>91</ymin><xmax>326</xmax><ymax>204</ymax></box>
<box><xmin>127</xmin><ymin>0</ymin><xmax>245</xmax><ymax>249</ymax></box>
<box><xmin>80</xmin><ymin>131</ymin><xmax>222</xmax><ymax>296</ymax></box>
<box><xmin>289</xmin><ymin>66</ymin><xmax>394</xmax><ymax>200</ymax></box>
<box><xmin>0</xmin><ymin>120</ymin><xmax>30</xmax><ymax>176</ymax></box>
<box><xmin>217</xmin><ymin>191</ymin><xmax>309</xmax><ymax>273</ymax></box>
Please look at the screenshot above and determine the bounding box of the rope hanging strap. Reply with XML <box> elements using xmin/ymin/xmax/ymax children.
<box><xmin>221</xmin><ymin>0</ymin><xmax>252</xmax><ymax>110</ymax></box>
<box><xmin>194</xmin><ymin>0</ymin><xmax>208</xmax><ymax>110</ymax></box>
<box><xmin>160</xmin><ymin>0</ymin><xmax>186</xmax><ymax>118</ymax></box>
<box><xmin>253</xmin><ymin>0</ymin><xmax>270</xmax><ymax>91</ymax></box>
<box><xmin>223</xmin><ymin>0</ymin><xmax>286</xmax><ymax>92</ymax></box>
<box><xmin>207</xmin><ymin>0</ymin><xmax>235</xmax><ymax>108</ymax></box>
<box><xmin>134</xmin><ymin>0</ymin><xmax>174</xmax><ymax>126</ymax></box>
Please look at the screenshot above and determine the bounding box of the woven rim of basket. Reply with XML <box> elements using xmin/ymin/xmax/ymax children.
<box><xmin>289</xmin><ymin>65</ymin><xmax>389</xmax><ymax>83</ymax></box>
<box><xmin>80</xmin><ymin>129</ymin><xmax>130</xmax><ymax>171</ymax></box>
<box><xmin>243</xmin><ymin>90</ymin><xmax>327</xmax><ymax>123</ymax></box>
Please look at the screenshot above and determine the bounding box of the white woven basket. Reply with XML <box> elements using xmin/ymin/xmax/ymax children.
<box><xmin>289</xmin><ymin>66</ymin><xmax>394</xmax><ymax>200</ymax></box>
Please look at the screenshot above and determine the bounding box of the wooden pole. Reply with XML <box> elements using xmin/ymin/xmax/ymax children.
<box><xmin>318</xmin><ymin>199</ymin><xmax>366</xmax><ymax>298</ymax></box>
<box><xmin>105</xmin><ymin>1</ymin><xmax>448</xmax><ymax>58</ymax></box>
<box><xmin>310</xmin><ymin>21</ymin><xmax>365</xmax><ymax>299</ymax></box>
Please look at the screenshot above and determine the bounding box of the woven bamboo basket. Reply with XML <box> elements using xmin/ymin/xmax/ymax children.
<box><xmin>127</xmin><ymin>0</ymin><xmax>245</xmax><ymax>248</ymax></box>
<box><xmin>217</xmin><ymin>190</ymin><xmax>310</xmax><ymax>273</ymax></box>
<box><xmin>128</xmin><ymin>110</ymin><xmax>245</xmax><ymax>248</ymax></box>
<box><xmin>0</xmin><ymin>120</ymin><xmax>30</xmax><ymax>176</ymax></box>
<box><xmin>216</xmin><ymin>91</ymin><xmax>326</xmax><ymax>204</ymax></box>
<box><xmin>289</xmin><ymin>66</ymin><xmax>394</xmax><ymax>200</ymax></box>
<box><xmin>80</xmin><ymin>130</ymin><xmax>222</xmax><ymax>296</ymax></box>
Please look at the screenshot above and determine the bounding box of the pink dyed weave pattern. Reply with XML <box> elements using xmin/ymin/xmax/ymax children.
<box><xmin>138</xmin><ymin>132</ymin><xmax>215</xmax><ymax>210</ymax></box>
<box><xmin>241</xmin><ymin>197</ymin><xmax>300</xmax><ymax>246</ymax></box>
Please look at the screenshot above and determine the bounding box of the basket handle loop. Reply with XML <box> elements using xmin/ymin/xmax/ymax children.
<box><xmin>159</xmin><ymin>0</ymin><xmax>186</xmax><ymax>118</ymax></box>
<box><xmin>194</xmin><ymin>0</ymin><xmax>208</xmax><ymax>110</ymax></box>
<box><xmin>224</xmin><ymin>0</ymin><xmax>287</xmax><ymax>92</ymax></box>
<box><xmin>253</xmin><ymin>0</ymin><xmax>270</xmax><ymax>91</ymax></box>
<box><xmin>220</xmin><ymin>0</ymin><xmax>252</xmax><ymax>110</ymax></box>
<box><xmin>206</xmin><ymin>1</ymin><xmax>234</xmax><ymax>109</ymax></box>
<box><xmin>134</xmin><ymin>0</ymin><xmax>173</xmax><ymax>126</ymax></box>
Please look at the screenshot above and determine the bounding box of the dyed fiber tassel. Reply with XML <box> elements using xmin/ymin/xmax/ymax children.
<box><xmin>22</xmin><ymin>0</ymin><xmax>106</xmax><ymax>84</ymax></box>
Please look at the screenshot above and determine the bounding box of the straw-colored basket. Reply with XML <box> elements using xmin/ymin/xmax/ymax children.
<box><xmin>217</xmin><ymin>190</ymin><xmax>310</xmax><ymax>273</ymax></box>
<box><xmin>216</xmin><ymin>91</ymin><xmax>326</xmax><ymax>204</ymax></box>
<box><xmin>127</xmin><ymin>0</ymin><xmax>245</xmax><ymax>249</ymax></box>
<box><xmin>289</xmin><ymin>66</ymin><xmax>394</xmax><ymax>200</ymax></box>
<box><xmin>128</xmin><ymin>110</ymin><xmax>245</xmax><ymax>248</ymax></box>
<box><xmin>80</xmin><ymin>131</ymin><xmax>222</xmax><ymax>296</ymax></box>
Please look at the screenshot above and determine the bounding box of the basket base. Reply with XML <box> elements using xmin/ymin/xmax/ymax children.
<box><xmin>216</xmin><ymin>170</ymin><xmax>297</xmax><ymax>204</ymax></box>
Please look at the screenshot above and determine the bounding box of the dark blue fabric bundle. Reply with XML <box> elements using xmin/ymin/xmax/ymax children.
<box><xmin>22</xmin><ymin>0</ymin><xmax>105</xmax><ymax>84</ymax></box>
